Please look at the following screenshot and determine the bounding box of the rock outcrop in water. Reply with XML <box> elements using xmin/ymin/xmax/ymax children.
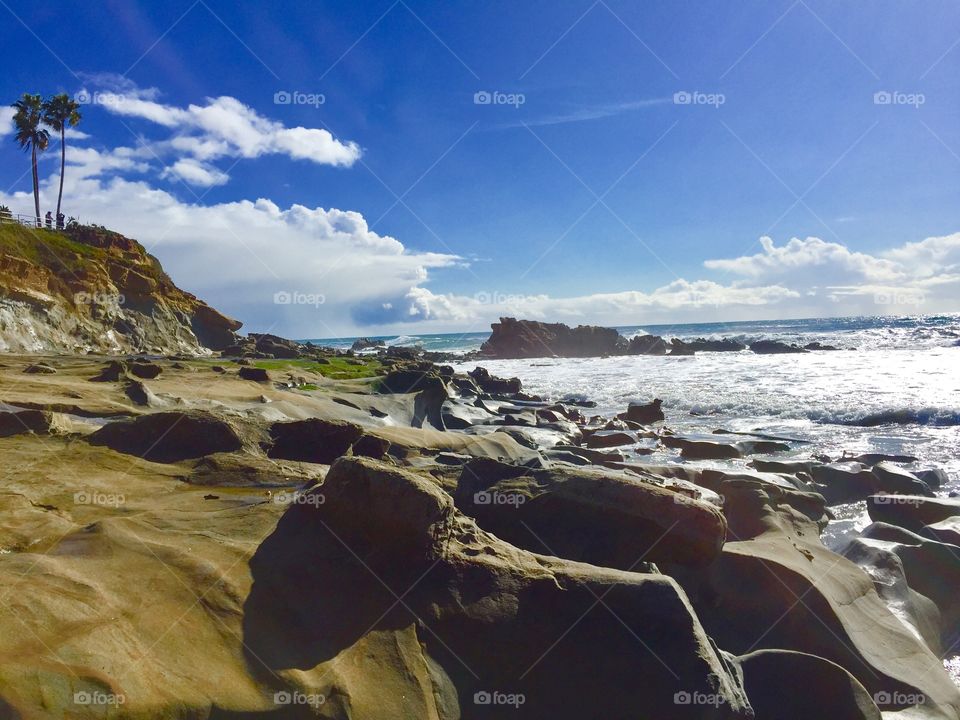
<box><xmin>480</xmin><ymin>317</ymin><xmax>841</xmax><ymax>359</ymax></box>
<box><xmin>0</xmin><ymin>223</ymin><xmax>241</xmax><ymax>354</ymax></box>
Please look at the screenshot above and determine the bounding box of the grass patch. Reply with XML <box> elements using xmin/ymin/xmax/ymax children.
<box><xmin>252</xmin><ymin>356</ymin><xmax>383</xmax><ymax>380</ymax></box>
<box><xmin>0</xmin><ymin>223</ymin><xmax>104</xmax><ymax>273</ymax></box>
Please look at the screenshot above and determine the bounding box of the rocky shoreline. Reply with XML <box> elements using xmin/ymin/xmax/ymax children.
<box><xmin>0</xmin><ymin>345</ymin><xmax>958</xmax><ymax>719</ymax></box>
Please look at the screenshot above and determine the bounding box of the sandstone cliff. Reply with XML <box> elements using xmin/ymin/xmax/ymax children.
<box><xmin>0</xmin><ymin>222</ymin><xmax>240</xmax><ymax>354</ymax></box>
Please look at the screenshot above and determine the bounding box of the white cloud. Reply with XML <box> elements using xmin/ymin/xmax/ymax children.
<box><xmin>0</xmin><ymin>107</ymin><xmax>17</xmax><ymax>138</ymax></box>
<box><xmin>704</xmin><ymin>236</ymin><xmax>903</xmax><ymax>284</ymax></box>
<box><xmin>80</xmin><ymin>83</ymin><xmax>361</xmax><ymax>169</ymax></box>
<box><xmin>161</xmin><ymin>158</ymin><xmax>230</xmax><ymax>187</ymax></box>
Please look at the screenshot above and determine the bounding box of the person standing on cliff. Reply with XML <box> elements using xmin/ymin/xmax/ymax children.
<box><xmin>44</xmin><ymin>211</ymin><xmax>52</xmax><ymax>229</ymax></box>
<box><xmin>56</xmin><ymin>212</ymin><xmax>64</xmax><ymax>230</ymax></box>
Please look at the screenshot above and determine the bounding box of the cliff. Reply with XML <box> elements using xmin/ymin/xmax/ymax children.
<box><xmin>0</xmin><ymin>223</ymin><xmax>241</xmax><ymax>354</ymax></box>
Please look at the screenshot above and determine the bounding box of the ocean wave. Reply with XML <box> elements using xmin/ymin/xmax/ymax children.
<box><xmin>385</xmin><ymin>335</ymin><xmax>423</xmax><ymax>347</ymax></box>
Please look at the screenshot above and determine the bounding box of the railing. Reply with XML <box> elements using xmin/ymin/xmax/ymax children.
<box><xmin>0</xmin><ymin>212</ymin><xmax>71</xmax><ymax>230</ymax></box>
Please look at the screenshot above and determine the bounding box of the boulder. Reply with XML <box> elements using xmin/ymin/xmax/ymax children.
<box><xmin>238</xmin><ymin>366</ymin><xmax>271</xmax><ymax>382</ymax></box>
<box><xmin>467</xmin><ymin>366</ymin><xmax>522</xmax><ymax>395</ymax></box>
<box><xmin>249</xmin><ymin>333</ymin><xmax>302</xmax><ymax>358</ymax></box>
<box><xmin>267</xmin><ymin>418</ymin><xmax>364</xmax><ymax>464</ymax></box>
<box><xmin>583</xmin><ymin>430</ymin><xmax>637</xmax><ymax>448</ymax></box>
<box><xmin>480</xmin><ymin>317</ymin><xmax>626</xmax><ymax>358</ymax></box>
<box><xmin>867</xmin><ymin>495</ymin><xmax>960</xmax><ymax>532</ymax></box>
<box><xmin>244</xmin><ymin>457</ymin><xmax>752</xmax><ymax>719</ymax></box>
<box><xmin>803</xmin><ymin>342</ymin><xmax>840</xmax><ymax>351</ymax></box>
<box><xmin>737</xmin><ymin>650</ymin><xmax>881</xmax><ymax>720</ymax></box>
<box><xmin>455</xmin><ymin>464</ymin><xmax>728</xmax><ymax>567</ymax></box>
<box><xmin>921</xmin><ymin>517</ymin><xmax>960</xmax><ymax>546</ymax></box>
<box><xmin>662</xmin><ymin>434</ymin><xmax>790</xmax><ymax>460</ymax></box>
<box><xmin>87</xmin><ymin>411</ymin><xmax>244</xmax><ymax>462</ymax></box>
<box><xmin>618</xmin><ymin>398</ymin><xmax>665</xmax><ymax>424</ymax></box>
<box><xmin>0</xmin><ymin>409</ymin><xmax>65</xmax><ymax>437</ymax></box>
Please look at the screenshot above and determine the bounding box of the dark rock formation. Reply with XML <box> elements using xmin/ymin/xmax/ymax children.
<box><xmin>238</xmin><ymin>366</ymin><xmax>270</xmax><ymax>382</ymax></box>
<box><xmin>454</xmin><ymin>463</ymin><xmax>728</xmax><ymax>567</ymax></box>
<box><xmin>87</xmin><ymin>411</ymin><xmax>244</xmax><ymax>462</ymax></box>
<box><xmin>480</xmin><ymin>317</ymin><xmax>626</xmax><ymax>358</ymax></box>
<box><xmin>618</xmin><ymin>398</ymin><xmax>664</xmax><ymax>424</ymax></box>
<box><xmin>749</xmin><ymin>340</ymin><xmax>807</xmax><ymax>354</ymax></box>
<box><xmin>267</xmin><ymin>418</ymin><xmax>364</xmax><ymax>464</ymax></box>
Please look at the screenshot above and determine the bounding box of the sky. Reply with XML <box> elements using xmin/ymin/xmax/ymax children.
<box><xmin>1</xmin><ymin>0</ymin><xmax>959</xmax><ymax>339</ymax></box>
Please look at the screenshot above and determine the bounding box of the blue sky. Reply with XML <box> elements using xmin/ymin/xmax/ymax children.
<box><xmin>1</xmin><ymin>0</ymin><xmax>959</xmax><ymax>338</ymax></box>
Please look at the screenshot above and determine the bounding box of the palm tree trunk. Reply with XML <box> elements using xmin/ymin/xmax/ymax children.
<box><xmin>56</xmin><ymin>127</ymin><xmax>65</xmax><ymax>222</ymax></box>
<box><xmin>31</xmin><ymin>144</ymin><xmax>40</xmax><ymax>228</ymax></box>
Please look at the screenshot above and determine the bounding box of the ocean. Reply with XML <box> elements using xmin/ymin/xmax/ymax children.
<box><xmin>307</xmin><ymin>314</ymin><xmax>960</xmax><ymax>548</ymax></box>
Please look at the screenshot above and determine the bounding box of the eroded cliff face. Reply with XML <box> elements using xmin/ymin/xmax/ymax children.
<box><xmin>0</xmin><ymin>223</ymin><xmax>241</xmax><ymax>354</ymax></box>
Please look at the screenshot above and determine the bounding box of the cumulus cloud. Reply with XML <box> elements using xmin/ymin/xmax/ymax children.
<box><xmin>705</xmin><ymin>236</ymin><xmax>903</xmax><ymax>284</ymax></box>
<box><xmin>78</xmin><ymin>80</ymin><xmax>361</xmax><ymax>174</ymax></box>
<box><xmin>161</xmin><ymin>158</ymin><xmax>230</xmax><ymax>187</ymax></box>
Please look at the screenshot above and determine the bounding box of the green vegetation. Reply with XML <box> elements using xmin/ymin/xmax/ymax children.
<box><xmin>252</xmin><ymin>356</ymin><xmax>383</xmax><ymax>380</ymax></box>
<box><xmin>0</xmin><ymin>222</ymin><xmax>103</xmax><ymax>272</ymax></box>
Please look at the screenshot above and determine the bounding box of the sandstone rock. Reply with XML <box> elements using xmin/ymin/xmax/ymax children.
<box><xmin>669</xmin><ymin>480</ymin><xmax>960</xmax><ymax>720</ymax></box>
<box><xmin>267</xmin><ymin>418</ymin><xmax>364</xmax><ymax>464</ymax></box>
<box><xmin>867</xmin><ymin>495</ymin><xmax>960</xmax><ymax>532</ymax></box>
<box><xmin>87</xmin><ymin>411</ymin><xmax>244</xmax><ymax>462</ymax></box>
<box><xmin>455</xmin><ymin>464</ymin><xmax>728</xmax><ymax>567</ymax></box>
<box><xmin>662</xmin><ymin>434</ymin><xmax>790</xmax><ymax>460</ymax></box>
<box><xmin>737</xmin><ymin>650</ymin><xmax>881</xmax><ymax>720</ymax></box>
<box><xmin>0</xmin><ymin>409</ymin><xmax>65</xmax><ymax>437</ymax></box>
<box><xmin>244</xmin><ymin>457</ymin><xmax>752</xmax><ymax>719</ymax></box>
<box><xmin>249</xmin><ymin>333</ymin><xmax>302</xmax><ymax>358</ymax></box>
<box><xmin>583</xmin><ymin>430</ymin><xmax>637</xmax><ymax>448</ymax></box>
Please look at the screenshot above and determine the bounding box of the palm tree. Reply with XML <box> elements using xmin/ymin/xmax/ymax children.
<box><xmin>42</xmin><ymin>94</ymin><xmax>81</xmax><ymax>225</ymax></box>
<box><xmin>11</xmin><ymin>93</ymin><xmax>50</xmax><ymax>227</ymax></box>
